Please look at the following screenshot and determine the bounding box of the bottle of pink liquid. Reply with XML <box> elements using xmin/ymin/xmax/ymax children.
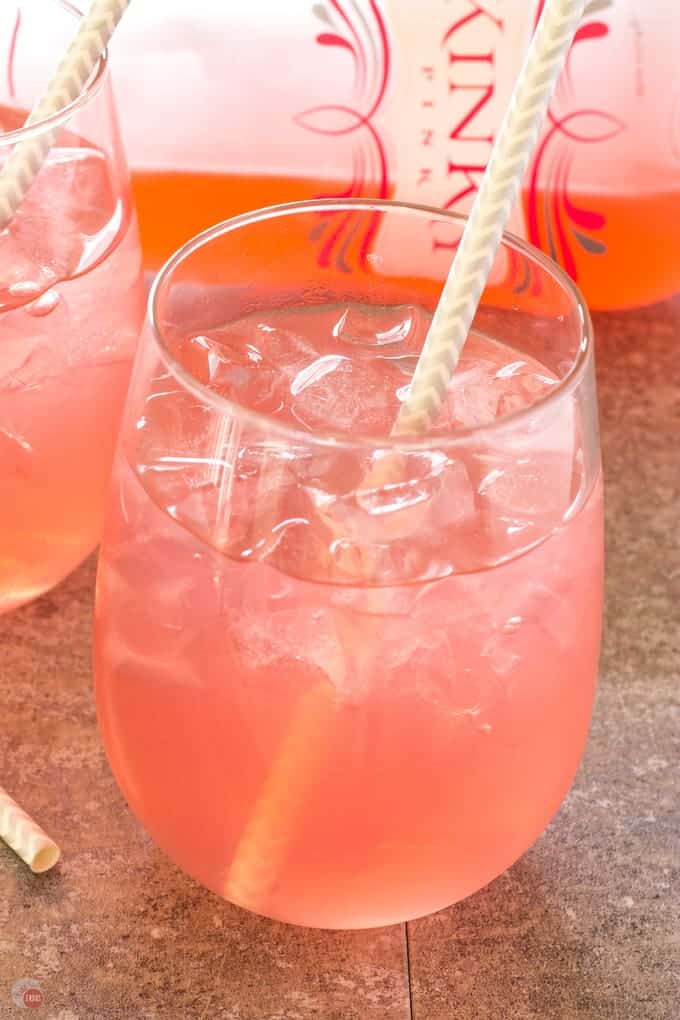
<box><xmin>105</xmin><ymin>0</ymin><xmax>680</xmax><ymax>310</ymax></box>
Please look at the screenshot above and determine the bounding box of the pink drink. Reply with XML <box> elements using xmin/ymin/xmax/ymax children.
<box><xmin>0</xmin><ymin>106</ymin><xmax>144</xmax><ymax>612</ymax></box>
<box><xmin>95</xmin><ymin>299</ymin><xmax>603</xmax><ymax>929</ymax></box>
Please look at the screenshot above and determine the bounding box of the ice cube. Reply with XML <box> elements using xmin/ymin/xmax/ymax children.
<box><xmin>222</xmin><ymin>443</ymin><xmax>304</xmax><ymax>563</ymax></box>
<box><xmin>199</xmin><ymin>304</ymin><xmax>433</xmax><ymax>437</ymax></box>
<box><xmin>0</xmin><ymin>240</ymin><xmax>57</xmax><ymax>313</ymax></box>
<box><xmin>432</xmin><ymin>339</ymin><xmax>563</xmax><ymax>433</ymax></box>
<box><xmin>183</xmin><ymin>332</ymin><xmax>286</xmax><ymax>414</ymax></box>
<box><xmin>279</xmin><ymin>445</ymin><xmax>476</xmax><ymax>583</ymax></box>
<box><xmin>0</xmin><ymin>335</ymin><xmax>47</xmax><ymax>392</ymax></box>
<box><xmin>232</xmin><ymin>605</ymin><xmax>350</xmax><ymax>693</ymax></box>
<box><xmin>99</xmin><ymin>535</ymin><xmax>219</xmax><ymax>682</ymax></box>
<box><xmin>439</xmin><ymin>361</ymin><xmax>501</xmax><ymax>428</ymax></box>
<box><xmin>431</xmin><ymin>458</ymin><xmax>476</xmax><ymax>529</ymax></box>
<box><xmin>214</xmin><ymin>312</ymin><xmax>322</xmax><ymax>377</ymax></box>
<box><xmin>0</xmin><ymin>146</ymin><xmax>117</xmax><ymax>312</ymax></box>
<box><xmin>288</xmin><ymin>350</ymin><xmax>404</xmax><ymax>435</ymax></box>
<box><xmin>472</xmin><ymin>397</ymin><xmax>577</xmax><ymax>562</ymax></box>
<box><xmin>0</xmin><ymin>317</ymin><xmax>67</xmax><ymax>393</ymax></box>
<box><xmin>418</xmin><ymin>335</ymin><xmax>578</xmax><ymax>561</ymax></box>
<box><xmin>130</xmin><ymin>376</ymin><xmax>240</xmax><ymax>528</ymax></box>
<box><xmin>332</xmin><ymin>302</ymin><xmax>428</xmax><ymax>351</ymax></box>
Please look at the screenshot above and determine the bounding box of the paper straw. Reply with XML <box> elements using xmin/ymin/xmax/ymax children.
<box><xmin>224</xmin><ymin>680</ymin><xmax>335</xmax><ymax>909</ymax></box>
<box><xmin>0</xmin><ymin>785</ymin><xmax>60</xmax><ymax>873</ymax></box>
<box><xmin>221</xmin><ymin>0</ymin><xmax>588</xmax><ymax>917</ymax></box>
<box><xmin>0</xmin><ymin>0</ymin><xmax>132</xmax><ymax>230</ymax></box>
<box><xmin>394</xmin><ymin>0</ymin><xmax>588</xmax><ymax>436</ymax></box>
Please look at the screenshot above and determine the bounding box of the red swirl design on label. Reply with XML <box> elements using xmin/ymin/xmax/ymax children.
<box><xmin>298</xmin><ymin>0</ymin><xmax>391</xmax><ymax>271</ymax></box>
<box><xmin>7</xmin><ymin>7</ymin><xmax>21</xmax><ymax>100</ymax></box>
<box><xmin>519</xmin><ymin>0</ymin><xmax>621</xmax><ymax>289</ymax></box>
<box><xmin>526</xmin><ymin>109</ymin><xmax>624</xmax><ymax>279</ymax></box>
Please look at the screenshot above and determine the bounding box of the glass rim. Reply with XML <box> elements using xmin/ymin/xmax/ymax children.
<box><xmin>0</xmin><ymin>0</ymin><xmax>108</xmax><ymax>147</ymax></box>
<box><xmin>149</xmin><ymin>198</ymin><xmax>595</xmax><ymax>454</ymax></box>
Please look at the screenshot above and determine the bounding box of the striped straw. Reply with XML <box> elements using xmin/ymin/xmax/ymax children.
<box><xmin>224</xmin><ymin>680</ymin><xmax>335</xmax><ymax>909</ymax></box>
<box><xmin>0</xmin><ymin>785</ymin><xmax>60</xmax><ymax>873</ymax></box>
<box><xmin>220</xmin><ymin>0</ymin><xmax>589</xmax><ymax>917</ymax></box>
<box><xmin>395</xmin><ymin>0</ymin><xmax>588</xmax><ymax>435</ymax></box>
<box><xmin>0</xmin><ymin>0</ymin><xmax>133</xmax><ymax>229</ymax></box>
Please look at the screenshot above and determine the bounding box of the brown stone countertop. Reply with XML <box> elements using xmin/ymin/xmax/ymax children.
<box><xmin>1</xmin><ymin>300</ymin><xmax>678</xmax><ymax>1020</ymax></box>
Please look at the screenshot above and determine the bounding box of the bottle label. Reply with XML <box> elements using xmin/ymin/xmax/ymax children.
<box><xmin>294</xmin><ymin>1</ymin><xmax>533</xmax><ymax>272</ymax></box>
<box><xmin>298</xmin><ymin>0</ymin><xmax>680</xmax><ymax>291</ymax></box>
<box><xmin>384</xmin><ymin>1</ymin><xmax>531</xmax><ymax>228</ymax></box>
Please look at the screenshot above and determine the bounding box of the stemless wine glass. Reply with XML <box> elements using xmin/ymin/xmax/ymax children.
<box><xmin>94</xmin><ymin>199</ymin><xmax>604</xmax><ymax>929</ymax></box>
<box><xmin>0</xmin><ymin>0</ymin><xmax>145</xmax><ymax>612</ymax></box>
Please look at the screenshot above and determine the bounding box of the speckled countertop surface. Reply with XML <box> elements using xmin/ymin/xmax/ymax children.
<box><xmin>0</xmin><ymin>300</ymin><xmax>678</xmax><ymax>1020</ymax></box>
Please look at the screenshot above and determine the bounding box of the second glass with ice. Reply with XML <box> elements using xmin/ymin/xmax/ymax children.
<box><xmin>0</xmin><ymin>0</ymin><xmax>144</xmax><ymax>612</ymax></box>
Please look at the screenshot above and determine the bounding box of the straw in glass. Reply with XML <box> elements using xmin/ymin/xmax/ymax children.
<box><xmin>224</xmin><ymin>680</ymin><xmax>335</xmax><ymax>907</ymax></box>
<box><xmin>222</xmin><ymin>0</ymin><xmax>589</xmax><ymax>916</ymax></box>
<box><xmin>0</xmin><ymin>0</ymin><xmax>132</xmax><ymax>230</ymax></box>
<box><xmin>395</xmin><ymin>0</ymin><xmax>588</xmax><ymax>435</ymax></box>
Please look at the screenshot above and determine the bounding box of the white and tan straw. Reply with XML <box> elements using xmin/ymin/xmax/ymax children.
<box><xmin>0</xmin><ymin>785</ymin><xmax>60</xmax><ymax>873</ymax></box>
<box><xmin>395</xmin><ymin>0</ymin><xmax>588</xmax><ymax>435</ymax></box>
<box><xmin>0</xmin><ymin>0</ymin><xmax>132</xmax><ymax>229</ymax></box>
<box><xmin>222</xmin><ymin>0</ymin><xmax>589</xmax><ymax>914</ymax></box>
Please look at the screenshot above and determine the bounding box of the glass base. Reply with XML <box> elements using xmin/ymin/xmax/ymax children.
<box><xmin>0</xmin><ymin>549</ymin><xmax>95</xmax><ymax>615</ymax></box>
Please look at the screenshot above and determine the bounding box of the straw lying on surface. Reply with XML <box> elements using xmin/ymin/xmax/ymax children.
<box><xmin>0</xmin><ymin>785</ymin><xmax>60</xmax><ymax>873</ymax></box>
<box><xmin>0</xmin><ymin>0</ymin><xmax>132</xmax><ymax>229</ymax></box>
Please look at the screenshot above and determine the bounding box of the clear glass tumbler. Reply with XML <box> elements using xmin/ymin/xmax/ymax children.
<box><xmin>0</xmin><ymin>0</ymin><xmax>145</xmax><ymax>612</ymax></box>
<box><xmin>94</xmin><ymin>199</ymin><xmax>604</xmax><ymax>929</ymax></box>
